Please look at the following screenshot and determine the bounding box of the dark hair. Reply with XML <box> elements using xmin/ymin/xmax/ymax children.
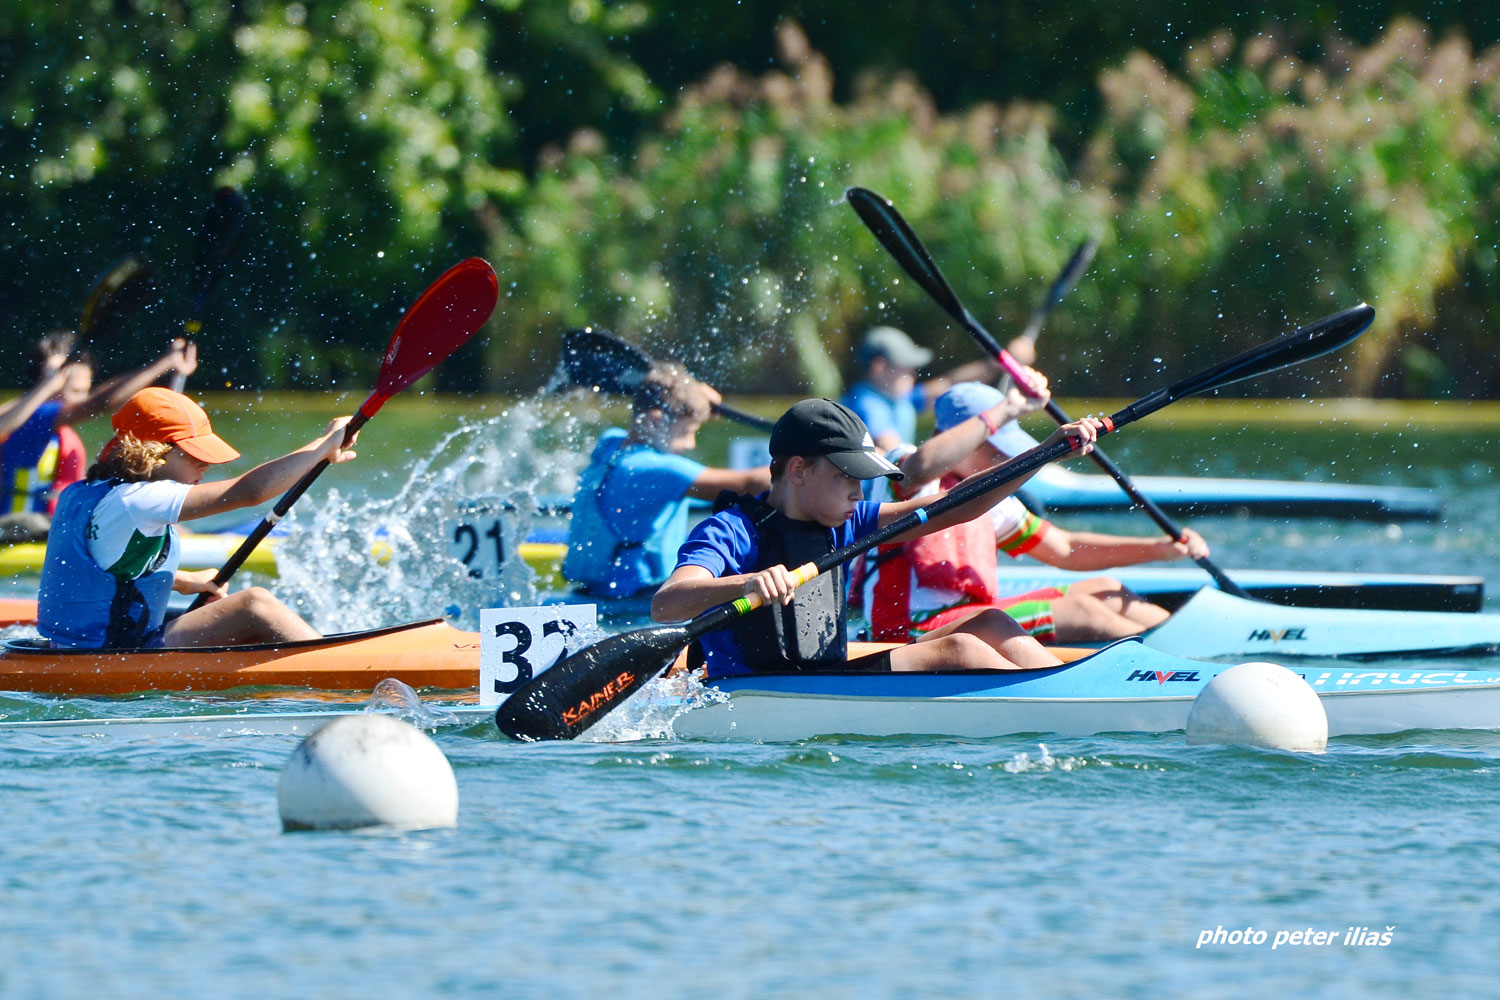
<box><xmin>28</xmin><ymin>331</ymin><xmax>94</xmax><ymax>384</ymax></box>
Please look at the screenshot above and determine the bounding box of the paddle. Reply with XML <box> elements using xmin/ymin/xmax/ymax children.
<box><xmin>77</xmin><ymin>255</ymin><xmax>158</xmax><ymax>342</ymax></box>
<box><xmin>559</xmin><ymin>327</ymin><xmax>776</xmax><ymax>432</ymax></box>
<box><xmin>170</xmin><ymin>187</ymin><xmax>250</xmax><ymax>392</ymax></box>
<box><xmin>496</xmin><ymin>302</ymin><xmax>1374</xmax><ymax>741</ymax></box>
<box><xmin>847</xmin><ymin>186</ymin><xmax>1253</xmax><ymax>600</ymax></box>
<box><xmin>187</xmin><ymin>257</ymin><xmax>498</xmax><ymax>609</ymax></box>
<box><xmin>1018</xmin><ymin>235</ymin><xmax>1101</xmax><ymax>346</ymax></box>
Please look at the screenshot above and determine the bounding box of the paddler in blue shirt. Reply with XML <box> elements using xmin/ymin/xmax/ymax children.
<box><xmin>839</xmin><ymin>325</ymin><xmax>1022</xmax><ymax>452</ymax></box>
<box><xmin>564</xmin><ymin>365</ymin><xmax>770</xmax><ymax>598</ymax></box>
<box><xmin>0</xmin><ymin>332</ymin><xmax>199</xmax><ymax>541</ymax></box>
<box><xmin>649</xmin><ymin>398</ymin><xmax>1102</xmax><ymax>679</ymax></box>
<box><xmin>37</xmin><ymin>387</ymin><xmax>358</xmax><ymax>650</ymax></box>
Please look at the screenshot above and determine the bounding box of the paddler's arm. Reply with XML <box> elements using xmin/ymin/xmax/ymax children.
<box><xmin>176</xmin><ymin>417</ymin><xmax>358</xmax><ymax>521</ymax></box>
<box><xmin>895</xmin><ymin>367</ymin><xmax>1050</xmax><ymax>489</ymax></box>
<box><xmin>1028</xmin><ymin>524</ymin><xmax>1210</xmax><ymax>570</ymax></box>
<box><xmin>63</xmin><ymin>340</ymin><xmax>197</xmax><ymax>424</ymax></box>
<box><xmin>652</xmin><ymin>561</ymin><xmax>804</xmax><ymax>621</ymax></box>
<box><xmin>172</xmin><ymin>568</ymin><xmax>227</xmax><ymax>599</ymax></box>
<box><xmin>684</xmin><ymin>465</ymin><xmax>771</xmax><ymax>500</ymax></box>
<box><xmin>0</xmin><ymin>364</ymin><xmax>70</xmax><ymax>442</ymax></box>
<box><xmin>876</xmin><ymin>417</ymin><xmax>1101</xmax><ymax>545</ymax></box>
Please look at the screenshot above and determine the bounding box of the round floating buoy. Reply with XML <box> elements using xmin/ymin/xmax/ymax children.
<box><xmin>1186</xmin><ymin>661</ymin><xmax>1327</xmax><ymax>752</ymax></box>
<box><xmin>278</xmin><ymin>714</ymin><xmax>458</xmax><ymax>831</ymax></box>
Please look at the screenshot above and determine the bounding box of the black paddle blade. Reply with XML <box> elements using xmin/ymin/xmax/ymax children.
<box><xmin>1158</xmin><ymin>303</ymin><xmax>1375</xmax><ymax>406</ymax></box>
<box><xmin>77</xmin><ymin>255</ymin><xmax>157</xmax><ymax>340</ymax></box>
<box><xmin>560</xmin><ymin>327</ymin><xmax>653</xmax><ymax>394</ymax></box>
<box><xmin>846</xmin><ymin>187</ymin><xmax>967</xmax><ymax>323</ymax></box>
<box><xmin>187</xmin><ymin>186</ymin><xmax>250</xmax><ymax>323</ymax></box>
<box><xmin>495</xmin><ymin>623</ymin><xmax>691</xmax><ymax>740</ymax></box>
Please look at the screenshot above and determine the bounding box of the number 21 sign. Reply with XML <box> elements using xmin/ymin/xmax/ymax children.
<box><xmin>479</xmin><ymin>604</ymin><xmax>597</xmax><ymax>706</ymax></box>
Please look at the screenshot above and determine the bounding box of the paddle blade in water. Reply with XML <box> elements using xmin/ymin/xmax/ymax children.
<box><xmin>495</xmin><ymin>624</ymin><xmax>691</xmax><ymax>740</ymax></box>
<box><xmin>560</xmin><ymin>327</ymin><xmax>652</xmax><ymax>394</ymax></box>
<box><xmin>77</xmin><ymin>255</ymin><xmax>158</xmax><ymax>340</ymax></box>
<box><xmin>370</xmin><ymin>257</ymin><xmax>498</xmax><ymax>407</ymax></box>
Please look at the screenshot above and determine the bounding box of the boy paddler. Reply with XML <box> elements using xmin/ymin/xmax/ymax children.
<box><xmin>37</xmin><ymin>387</ymin><xmax>358</xmax><ymax>649</ymax></box>
<box><xmin>650</xmin><ymin>399</ymin><xmax>1100</xmax><ymax>678</ymax></box>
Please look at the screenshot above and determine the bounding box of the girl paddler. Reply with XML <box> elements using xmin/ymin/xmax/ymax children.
<box><xmin>650</xmin><ymin>398</ymin><xmax>1100</xmax><ymax>678</ymax></box>
<box><xmin>37</xmin><ymin>387</ymin><xmax>357</xmax><ymax>649</ymax></box>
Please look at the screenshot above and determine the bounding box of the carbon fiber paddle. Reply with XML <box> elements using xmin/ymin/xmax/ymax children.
<box><xmin>496</xmin><ymin>301</ymin><xmax>1374</xmax><ymax>741</ymax></box>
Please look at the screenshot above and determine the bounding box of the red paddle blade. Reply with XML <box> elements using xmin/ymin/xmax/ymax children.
<box><xmin>369</xmin><ymin>257</ymin><xmax>498</xmax><ymax>408</ymax></box>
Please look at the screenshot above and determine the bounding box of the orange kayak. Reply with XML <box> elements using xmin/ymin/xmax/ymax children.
<box><xmin>0</xmin><ymin>598</ymin><xmax>36</xmax><ymax>627</ymax></box>
<box><xmin>0</xmin><ymin>619</ymin><xmax>481</xmax><ymax>696</ymax></box>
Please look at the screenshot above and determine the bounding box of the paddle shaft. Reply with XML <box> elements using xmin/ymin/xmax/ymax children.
<box><xmin>713</xmin><ymin>401</ymin><xmax>774</xmax><ymax>432</ymax></box>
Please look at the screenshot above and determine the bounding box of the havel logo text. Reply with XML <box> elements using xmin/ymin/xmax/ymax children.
<box><xmin>1247</xmin><ymin>628</ymin><xmax>1308</xmax><ymax>642</ymax></box>
<box><xmin>1127</xmin><ymin>670</ymin><xmax>1202</xmax><ymax>684</ymax></box>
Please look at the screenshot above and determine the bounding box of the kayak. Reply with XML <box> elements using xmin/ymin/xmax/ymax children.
<box><xmin>11</xmin><ymin>636</ymin><xmax>1500</xmax><ymax>741</ymax></box>
<box><xmin>0</xmin><ymin>532</ymin><xmax>279</xmax><ymax>578</ymax></box>
<box><xmin>0</xmin><ymin>598</ymin><xmax>36</xmax><ymax>627</ymax></box>
<box><xmin>0</xmin><ymin>619</ymin><xmax>480</xmax><ymax>696</ymax></box>
<box><xmin>671</xmin><ymin>637</ymin><xmax>1500</xmax><ymax>741</ymax></box>
<box><xmin>1017</xmin><ymin>462</ymin><xmax>1440</xmax><ymax>521</ymax></box>
<box><xmin>1132</xmin><ymin>588</ymin><xmax>1500</xmax><ymax>660</ymax></box>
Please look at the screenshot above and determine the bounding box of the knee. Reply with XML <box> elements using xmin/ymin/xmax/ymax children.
<box><xmin>932</xmin><ymin>632</ymin><xmax>1001</xmax><ymax>667</ymax></box>
<box><xmin>970</xmin><ymin>608</ymin><xmax>1028</xmax><ymax>640</ymax></box>
<box><xmin>238</xmin><ymin>586</ymin><xmax>288</xmax><ymax>615</ymax></box>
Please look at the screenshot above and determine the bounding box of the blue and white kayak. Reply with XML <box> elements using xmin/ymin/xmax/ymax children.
<box><xmin>672</xmin><ymin>638</ymin><xmax>1500</xmax><ymax>741</ymax></box>
<box><xmin>9</xmin><ymin>636</ymin><xmax>1500</xmax><ymax>741</ymax></box>
<box><xmin>1133</xmin><ymin>588</ymin><xmax>1500</xmax><ymax>660</ymax></box>
<box><xmin>1017</xmin><ymin>463</ymin><xmax>1441</xmax><ymax>521</ymax></box>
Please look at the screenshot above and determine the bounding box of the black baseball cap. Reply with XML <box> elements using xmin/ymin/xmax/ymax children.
<box><xmin>769</xmin><ymin>399</ymin><xmax>904</xmax><ymax>481</ymax></box>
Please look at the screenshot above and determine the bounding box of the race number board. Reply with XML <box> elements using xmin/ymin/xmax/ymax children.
<box><xmin>479</xmin><ymin>604</ymin><xmax>597</xmax><ymax>706</ymax></box>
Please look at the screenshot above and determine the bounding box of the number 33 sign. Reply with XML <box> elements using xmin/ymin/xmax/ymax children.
<box><xmin>479</xmin><ymin>604</ymin><xmax>597</xmax><ymax>706</ymax></box>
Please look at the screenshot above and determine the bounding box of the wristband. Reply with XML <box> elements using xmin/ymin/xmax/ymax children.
<box><xmin>979</xmin><ymin>409</ymin><xmax>1000</xmax><ymax>436</ymax></box>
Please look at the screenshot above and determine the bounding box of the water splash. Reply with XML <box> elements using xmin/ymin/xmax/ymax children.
<box><xmin>267</xmin><ymin>397</ymin><xmax>600</xmax><ymax>632</ymax></box>
<box><xmin>367</xmin><ymin>677</ymin><xmax>458</xmax><ymax>728</ymax></box>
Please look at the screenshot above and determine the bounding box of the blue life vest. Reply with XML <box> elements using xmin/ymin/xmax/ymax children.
<box><xmin>564</xmin><ymin>430</ymin><xmax>699</xmax><ymax>597</ymax></box>
<box><xmin>37</xmin><ymin>479</ymin><xmax>177</xmax><ymax>649</ymax></box>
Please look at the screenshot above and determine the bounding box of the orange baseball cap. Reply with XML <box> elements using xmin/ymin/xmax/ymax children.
<box><xmin>110</xmin><ymin>387</ymin><xmax>240</xmax><ymax>464</ymax></box>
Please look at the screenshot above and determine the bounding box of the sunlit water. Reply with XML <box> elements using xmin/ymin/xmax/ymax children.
<box><xmin>3</xmin><ymin>400</ymin><xmax>1499</xmax><ymax>997</ymax></box>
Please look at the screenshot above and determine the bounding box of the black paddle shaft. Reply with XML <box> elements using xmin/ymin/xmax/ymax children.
<box><xmin>495</xmin><ymin>302</ymin><xmax>1375</xmax><ymax>741</ymax></box>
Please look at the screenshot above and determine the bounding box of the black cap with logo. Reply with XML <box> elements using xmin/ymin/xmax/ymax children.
<box><xmin>769</xmin><ymin>399</ymin><xmax>905</xmax><ymax>481</ymax></box>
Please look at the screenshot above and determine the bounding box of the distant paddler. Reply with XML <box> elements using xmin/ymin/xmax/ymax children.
<box><xmin>36</xmin><ymin>387</ymin><xmax>358</xmax><ymax>649</ymax></box>
<box><xmin>564</xmin><ymin>363</ymin><xmax>770</xmax><ymax>599</ymax></box>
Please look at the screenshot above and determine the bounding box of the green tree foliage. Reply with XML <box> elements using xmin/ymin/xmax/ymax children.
<box><xmin>3</xmin><ymin>6</ymin><xmax>1499</xmax><ymax>398</ymax></box>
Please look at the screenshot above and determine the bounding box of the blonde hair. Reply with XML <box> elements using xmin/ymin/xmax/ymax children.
<box><xmin>87</xmin><ymin>433</ymin><xmax>172</xmax><ymax>483</ymax></box>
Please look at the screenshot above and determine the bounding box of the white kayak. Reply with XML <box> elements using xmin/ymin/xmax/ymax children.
<box><xmin>11</xmin><ymin>637</ymin><xmax>1500</xmax><ymax>742</ymax></box>
<box><xmin>1134</xmin><ymin>588</ymin><xmax>1500</xmax><ymax>660</ymax></box>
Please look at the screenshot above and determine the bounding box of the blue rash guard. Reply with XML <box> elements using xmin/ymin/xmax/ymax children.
<box><xmin>563</xmin><ymin>428</ymin><xmax>708</xmax><ymax>597</ymax></box>
<box><xmin>839</xmin><ymin>381</ymin><xmax>925</xmax><ymax>448</ymax></box>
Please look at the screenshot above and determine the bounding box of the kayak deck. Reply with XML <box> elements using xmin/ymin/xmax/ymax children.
<box><xmin>0</xmin><ymin>619</ymin><xmax>481</xmax><ymax>696</ymax></box>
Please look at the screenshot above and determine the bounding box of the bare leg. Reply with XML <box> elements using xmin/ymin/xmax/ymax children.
<box><xmin>1051</xmin><ymin>576</ymin><xmax>1170</xmax><ymax>642</ymax></box>
<box><xmin>895</xmin><ymin>608</ymin><xmax>1065</xmax><ymax>671</ymax></box>
<box><xmin>161</xmin><ymin>587</ymin><xmax>320</xmax><ymax>647</ymax></box>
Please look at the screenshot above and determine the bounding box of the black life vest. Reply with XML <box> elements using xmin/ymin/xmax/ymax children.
<box><xmin>718</xmin><ymin>492</ymin><xmax>848</xmax><ymax>672</ymax></box>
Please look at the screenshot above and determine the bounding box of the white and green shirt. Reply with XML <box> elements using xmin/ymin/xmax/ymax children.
<box><xmin>85</xmin><ymin>480</ymin><xmax>188</xmax><ymax>580</ymax></box>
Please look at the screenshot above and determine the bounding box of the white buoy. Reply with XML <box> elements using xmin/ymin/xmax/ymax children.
<box><xmin>1186</xmin><ymin>662</ymin><xmax>1328</xmax><ymax>752</ymax></box>
<box><xmin>278</xmin><ymin>714</ymin><xmax>459</xmax><ymax>831</ymax></box>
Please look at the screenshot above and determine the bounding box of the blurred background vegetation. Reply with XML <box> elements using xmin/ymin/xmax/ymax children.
<box><xmin>3</xmin><ymin>0</ymin><xmax>1497</xmax><ymax>398</ymax></box>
